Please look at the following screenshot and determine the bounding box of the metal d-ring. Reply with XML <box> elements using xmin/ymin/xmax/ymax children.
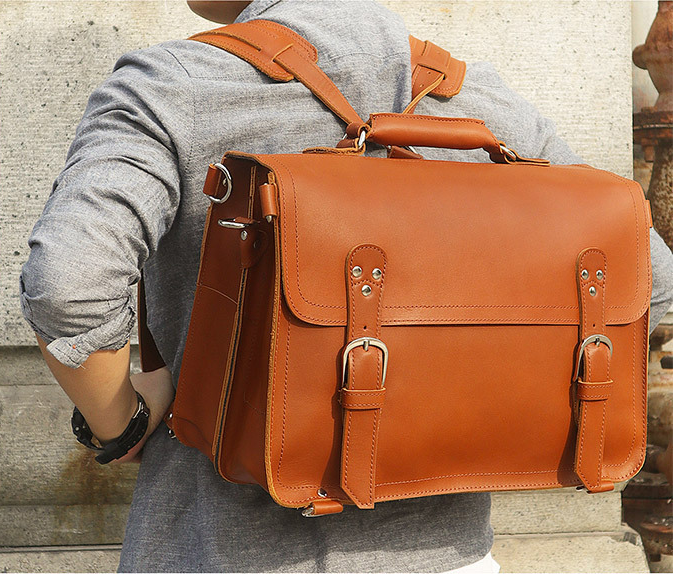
<box><xmin>357</xmin><ymin>130</ymin><xmax>367</xmax><ymax>150</ymax></box>
<box><xmin>208</xmin><ymin>163</ymin><xmax>233</xmax><ymax>204</ymax></box>
<box><xmin>499</xmin><ymin>144</ymin><xmax>518</xmax><ymax>162</ymax></box>
<box><xmin>573</xmin><ymin>334</ymin><xmax>614</xmax><ymax>381</ymax></box>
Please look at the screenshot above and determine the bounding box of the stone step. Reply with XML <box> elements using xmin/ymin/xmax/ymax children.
<box><xmin>492</xmin><ymin>529</ymin><xmax>650</xmax><ymax>573</ymax></box>
<box><xmin>0</xmin><ymin>505</ymin><xmax>129</xmax><ymax>547</ymax></box>
<box><xmin>0</xmin><ymin>545</ymin><xmax>121</xmax><ymax>573</ymax></box>
<box><xmin>0</xmin><ymin>531</ymin><xmax>650</xmax><ymax>574</ymax></box>
<box><xmin>491</xmin><ymin>488</ymin><xmax>624</xmax><ymax>535</ymax></box>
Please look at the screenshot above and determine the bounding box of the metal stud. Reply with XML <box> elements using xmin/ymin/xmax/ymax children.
<box><xmin>317</xmin><ymin>488</ymin><xmax>328</xmax><ymax>498</ymax></box>
<box><xmin>253</xmin><ymin>239</ymin><xmax>260</xmax><ymax>250</ymax></box>
<box><xmin>596</xmin><ymin>270</ymin><xmax>604</xmax><ymax>281</ymax></box>
<box><xmin>581</xmin><ymin>269</ymin><xmax>589</xmax><ymax>280</ymax></box>
<box><xmin>240</xmin><ymin>230</ymin><xmax>248</xmax><ymax>241</ymax></box>
<box><xmin>361</xmin><ymin>285</ymin><xmax>372</xmax><ymax>297</ymax></box>
<box><xmin>589</xmin><ymin>286</ymin><xmax>597</xmax><ymax>297</ymax></box>
<box><xmin>372</xmin><ymin>268</ymin><xmax>382</xmax><ymax>280</ymax></box>
<box><xmin>352</xmin><ymin>266</ymin><xmax>363</xmax><ymax>278</ymax></box>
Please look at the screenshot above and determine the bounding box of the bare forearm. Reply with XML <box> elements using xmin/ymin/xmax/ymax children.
<box><xmin>36</xmin><ymin>334</ymin><xmax>138</xmax><ymax>442</ymax></box>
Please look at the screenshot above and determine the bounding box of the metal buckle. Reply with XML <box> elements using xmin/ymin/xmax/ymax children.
<box><xmin>573</xmin><ymin>334</ymin><xmax>614</xmax><ymax>381</ymax></box>
<box><xmin>341</xmin><ymin>337</ymin><xmax>389</xmax><ymax>388</ymax></box>
<box><xmin>208</xmin><ymin>163</ymin><xmax>233</xmax><ymax>204</ymax></box>
<box><xmin>217</xmin><ymin>219</ymin><xmax>251</xmax><ymax>229</ymax></box>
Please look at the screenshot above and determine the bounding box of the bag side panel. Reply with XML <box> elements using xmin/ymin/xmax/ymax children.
<box><xmin>217</xmin><ymin>172</ymin><xmax>277</xmax><ymax>488</ymax></box>
<box><xmin>173</xmin><ymin>161</ymin><xmax>252</xmax><ymax>458</ymax></box>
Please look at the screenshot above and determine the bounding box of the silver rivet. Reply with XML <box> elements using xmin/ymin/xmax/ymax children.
<box><xmin>317</xmin><ymin>488</ymin><xmax>328</xmax><ymax>498</ymax></box>
<box><xmin>167</xmin><ymin>412</ymin><xmax>173</xmax><ymax>420</ymax></box>
<box><xmin>240</xmin><ymin>230</ymin><xmax>248</xmax><ymax>241</ymax></box>
<box><xmin>352</xmin><ymin>266</ymin><xmax>363</xmax><ymax>278</ymax></box>
<box><xmin>361</xmin><ymin>285</ymin><xmax>372</xmax><ymax>297</ymax></box>
<box><xmin>372</xmin><ymin>268</ymin><xmax>382</xmax><ymax>280</ymax></box>
<box><xmin>596</xmin><ymin>270</ymin><xmax>604</xmax><ymax>281</ymax></box>
<box><xmin>581</xmin><ymin>269</ymin><xmax>589</xmax><ymax>280</ymax></box>
<box><xmin>589</xmin><ymin>286</ymin><xmax>597</xmax><ymax>296</ymax></box>
<box><xmin>265</xmin><ymin>215</ymin><xmax>273</xmax><ymax>223</ymax></box>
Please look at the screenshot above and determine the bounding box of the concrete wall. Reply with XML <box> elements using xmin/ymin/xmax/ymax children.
<box><xmin>0</xmin><ymin>1</ymin><xmax>647</xmax><ymax>572</ymax></box>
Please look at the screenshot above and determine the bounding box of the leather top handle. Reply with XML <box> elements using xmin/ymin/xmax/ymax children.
<box><xmin>347</xmin><ymin>114</ymin><xmax>550</xmax><ymax>165</ymax></box>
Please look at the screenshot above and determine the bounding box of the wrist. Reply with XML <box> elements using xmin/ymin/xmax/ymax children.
<box><xmin>72</xmin><ymin>391</ymin><xmax>151</xmax><ymax>464</ymax></box>
<box><xmin>86</xmin><ymin>379</ymin><xmax>139</xmax><ymax>443</ymax></box>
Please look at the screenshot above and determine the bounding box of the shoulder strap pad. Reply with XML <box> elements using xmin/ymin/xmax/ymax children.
<box><xmin>190</xmin><ymin>20</ymin><xmax>363</xmax><ymax>125</ymax></box>
<box><xmin>409</xmin><ymin>36</ymin><xmax>466</xmax><ymax>99</ymax></box>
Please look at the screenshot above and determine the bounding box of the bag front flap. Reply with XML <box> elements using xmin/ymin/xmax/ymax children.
<box><xmin>233</xmin><ymin>153</ymin><xmax>651</xmax><ymax>327</ymax></box>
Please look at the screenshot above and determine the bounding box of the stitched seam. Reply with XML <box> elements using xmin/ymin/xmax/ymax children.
<box><xmin>370</xmin><ymin>114</ymin><xmax>498</xmax><ymax>150</ymax></box>
<box><xmin>254</xmin><ymin>21</ymin><xmax>317</xmax><ymax>58</ymax></box>
<box><xmin>264</xmin><ymin>157</ymin><xmax>647</xmax><ymax>488</ymax></box>
<box><xmin>240</xmin><ymin>23</ymin><xmax>306</xmax><ymax>60</ymax></box>
<box><xmin>273</xmin><ymin>318</ymin><xmax>339</xmax><ymax>492</ymax></box>
<box><xmin>161</xmin><ymin>46</ymin><xmax>196</xmax><ymax>179</ymax></box>
<box><xmin>345</xmin><ymin>411</ymin><xmax>361</xmax><ymax>505</ymax></box>
<box><xmin>344</xmin><ymin>245</ymin><xmax>387</xmax><ymax>506</ymax></box>
<box><xmin>377</xmin><ymin>468</ymin><xmax>575</xmax><ymax>487</ymax></box>
<box><xmin>369</xmin><ymin>410</ymin><xmax>377</xmax><ymax>504</ymax></box>
<box><xmin>342</xmin><ymin>390</ymin><xmax>386</xmax><ymax>397</ymax></box>
<box><xmin>268</xmin><ymin>157</ymin><xmax>647</xmax><ymax>324</ymax></box>
<box><xmin>596</xmin><ymin>402</ymin><xmax>607</xmax><ymax>489</ymax></box>
<box><xmin>344</xmin><ymin>260</ymin><xmax>360</xmax><ymax>504</ymax></box>
<box><xmin>276</xmin><ymin>319</ymin><xmax>290</xmax><ymax>485</ymax></box>
<box><xmin>578</xmin><ymin>399</ymin><xmax>586</xmax><ymax>485</ymax></box>
<box><xmin>343</xmin><ymin>404</ymin><xmax>384</xmax><ymax>409</ymax></box>
<box><xmin>374</xmin><ymin>480</ymin><xmax>573</xmax><ymax>499</ymax></box>
<box><xmin>276</xmin><ymin>50</ymin><xmax>360</xmax><ymax>124</ymax></box>
<box><xmin>605</xmin><ymin>319</ymin><xmax>642</xmax><ymax>471</ymax></box>
<box><xmin>193</xmin><ymin>37</ymin><xmax>291</xmax><ymax>81</ymax></box>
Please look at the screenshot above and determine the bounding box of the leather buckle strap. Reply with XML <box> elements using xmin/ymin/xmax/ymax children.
<box><xmin>573</xmin><ymin>249</ymin><xmax>614</xmax><ymax>493</ymax></box>
<box><xmin>340</xmin><ymin>244</ymin><xmax>388</xmax><ymax>509</ymax></box>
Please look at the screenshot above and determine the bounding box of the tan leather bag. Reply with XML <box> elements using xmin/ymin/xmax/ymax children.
<box><xmin>141</xmin><ymin>21</ymin><xmax>652</xmax><ymax>516</ymax></box>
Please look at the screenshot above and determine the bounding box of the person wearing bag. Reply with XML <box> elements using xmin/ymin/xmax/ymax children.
<box><xmin>19</xmin><ymin>0</ymin><xmax>673</xmax><ymax>572</ymax></box>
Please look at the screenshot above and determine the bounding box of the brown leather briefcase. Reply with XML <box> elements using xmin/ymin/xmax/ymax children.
<box><xmin>141</xmin><ymin>21</ymin><xmax>652</xmax><ymax>516</ymax></box>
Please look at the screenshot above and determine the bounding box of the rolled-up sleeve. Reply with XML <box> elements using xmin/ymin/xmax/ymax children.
<box><xmin>19</xmin><ymin>45</ymin><xmax>193</xmax><ymax>368</ymax></box>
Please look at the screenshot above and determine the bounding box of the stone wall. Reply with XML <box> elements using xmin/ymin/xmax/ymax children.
<box><xmin>0</xmin><ymin>1</ymin><xmax>648</xmax><ymax>572</ymax></box>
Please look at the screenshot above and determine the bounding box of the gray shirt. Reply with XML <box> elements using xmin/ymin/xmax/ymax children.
<box><xmin>19</xmin><ymin>0</ymin><xmax>673</xmax><ymax>571</ymax></box>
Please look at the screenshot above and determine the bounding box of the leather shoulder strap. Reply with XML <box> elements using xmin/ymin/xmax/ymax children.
<box><xmin>190</xmin><ymin>20</ymin><xmax>364</xmax><ymax>126</ymax></box>
<box><xmin>137</xmin><ymin>23</ymin><xmax>467</xmax><ymax>372</ymax></box>
<box><xmin>189</xmin><ymin>21</ymin><xmax>466</xmax><ymax>124</ymax></box>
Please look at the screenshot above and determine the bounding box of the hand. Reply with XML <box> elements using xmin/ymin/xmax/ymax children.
<box><xmin>112</xmin><ymin>366</ymin><xmax>175</xmax><ymax>464</ymax></box>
